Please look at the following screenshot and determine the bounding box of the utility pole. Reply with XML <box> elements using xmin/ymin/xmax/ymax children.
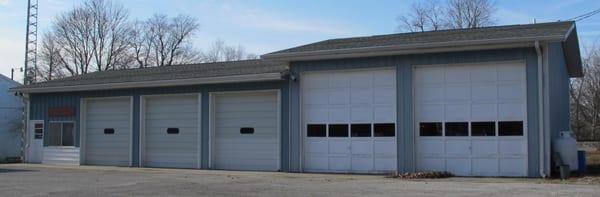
<box><xmin>24</xmin><ymin>0</ymin><xmax>39</xmax><ymax>85</ymax></box>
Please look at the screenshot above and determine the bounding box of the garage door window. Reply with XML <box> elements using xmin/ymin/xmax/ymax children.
<box><xmin>374</xmin><ymin>123</ymin><xmax>395</xmax><ymax>137</ymax></box>
<box><xmin>498</xmin><ymin>121</ymin><xmax>523</xmax><ymax>136</ymax></box>
<box><xmin>48</xmin><ymin>122</ymin><xmax>75</xmax><ymax>146</ymax></box>
<box><xmin>445</xmin><ymin>122</ymin><xmax>468</xmax><ymax>136</ymax></box>
<box><xmin>329</xmin><ymin>124</ymin><xmax>348</xmax><ymax>137</ymax></box>
<box><xmin>307</xmin><ymin>124</ymin><xmax>326</xmax><ymax>137</ymax></box>
<box><xmin>419</xmin><ymin>122</ymin><xmax>442</xmax><ymax>136</ymax></box>
<box><xmin>471</xmin><ymin>122</ymin><xmax>495</xmax><ymax>136</ymax></box>
<box><xmin>351</xmin><ymin>124</ymin><xmax>371</xmax><ymax>137</ymax></box>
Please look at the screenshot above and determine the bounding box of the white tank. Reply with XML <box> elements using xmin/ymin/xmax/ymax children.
<box><xmin>553</xmin><ymin>131</ymin><xmax>578</xmax><ymax>171</ymax></box>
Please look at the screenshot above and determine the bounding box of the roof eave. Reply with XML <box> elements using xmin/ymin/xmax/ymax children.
<box><xmin>11</xmin><ymin>72</ymin><xmax>284</xmax><ymax>94</ymax></box>
<box><xmin>262</xmin><ymin>36</ymin><xmax>566</xmax><ymax>61</ymax></box>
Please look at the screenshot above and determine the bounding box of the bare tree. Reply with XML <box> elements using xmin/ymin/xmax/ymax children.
<box><xmin>39</xmin><ymin>0</ymin><xmax>132</xmax><ymax>77</ymax></box>
<box><xmin>142</xmin><ymin>14</ymin><xmax>200</xmax><ymax>67</ymax></box>
<box><xmin>446</xmin><ymin>0</ymin><xmax>496</xmax><ymax>29</ymax></box>
<box><xmin>571</xmin><ymin>45</ymin><xmax>600</xmax><ymax>141</ymax></box>
<box><xmin>397</xmin><ymin>0</ymin><xmax>446</xmax><ymax>32</ymax></box>
<box><xmin>397</xmin><ymin>0</ymin><xmax>496</xmax><ymax>32</ymax></box>
<box><xmin>201</xmin><ymin>40</ymin><xmax>257</xmax><ymax>63</ymax></box>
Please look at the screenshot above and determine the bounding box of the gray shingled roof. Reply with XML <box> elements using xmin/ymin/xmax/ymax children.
<box><xmin>265</xmin><ymin>21</ymin><xmax>574</xmax><ymax>55</ymax></box>
<box><xmin>13</xmin><ymin>59</ymin><xmax>287</xmax><ymax>90</ymax></box>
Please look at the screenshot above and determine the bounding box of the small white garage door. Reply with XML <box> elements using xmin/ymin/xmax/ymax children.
<box><xmin>143</xmin><ymin>94</ymin><xmax>200</xmax><ymax>168</ymax></box>
<box><xmin>84</xmin><ymin>97</ymin><xmax>131</xmax><ymax>166</ymax></box>
<box><xmin>211</xmin><ymin>91</ymin><xmax>279</xmax><ymax>171</ymax></box>
<box><xmin>302</xmin><ymin>68</ymin><xmax>397</xmax><ymax>173</ymax></box>
<box><xmin>414</xmin><ymin>62</ymin><xmax>528</xmax><ymax>177</ymax></box>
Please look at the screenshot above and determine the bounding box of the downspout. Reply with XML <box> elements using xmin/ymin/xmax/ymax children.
<box><xmin>535</xmin><ymin>41</ymin><xmax>547</xmax><ymax>178</ymax></box>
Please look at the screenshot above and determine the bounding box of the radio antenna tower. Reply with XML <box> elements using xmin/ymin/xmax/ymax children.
<box><xmin>24</xmin><ymin>0</ymin><xmax>39</xmax><ymax>85</ymax></box>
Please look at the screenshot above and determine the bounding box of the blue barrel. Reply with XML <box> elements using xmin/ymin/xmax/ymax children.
<box><xmin>578</xmin><ymin>150</ymin><xmax>587</xmax><ymax>174</ymax></box>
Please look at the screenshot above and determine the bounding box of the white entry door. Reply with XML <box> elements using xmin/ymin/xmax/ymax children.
<box><xmin>27</xmin><ymin>120</ymin><xmax>44</xmax><ymax>163</ymax></box>
<box><xmin>211</xmin><ymin>91</ymin><xmax>280</xmax><ymax>171</ymax></box>
<box><xmin>302</xmin><ymin>68</ymin><xmax>397</xmax><ymax>173</ymax></box>
<box><xmin>414</xmin><ymin>62</ymin><xmax>528</xmax><ymax>177</ymax></box>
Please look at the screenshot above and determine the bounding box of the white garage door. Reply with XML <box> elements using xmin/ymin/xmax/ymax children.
<box><xmin>414</xmin><ymin>62</ymin><xmax>528</xmax><ymax>177</ymax></box>
<box><xmin>211</xmin><ymin>91</ymin><xmax>279</xmax><ymax>171</ymax></box>
<box><xmin>84</xmin><ymin>97</ymin><xmax>131</xmax><ymax>166</ymax></box>
<box><xmin>143</xmin><ymin>94</ymin><xmax>200</xmax><ymax>168</ymax></box>
<box><xmin>302</xmin><ymin>68</ymin><xmax>397</xmax><ymax>173</ymax></box>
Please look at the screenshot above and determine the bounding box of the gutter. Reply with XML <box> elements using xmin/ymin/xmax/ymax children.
<box><xmin>535</xmin><ymin>41</ymin><xmax>547</xmax><ymax>178</ymax></box>
<box><xmin>11</xmin><ymin>73</ymin><xmax>284</xmax><ymax>94</ymax></box>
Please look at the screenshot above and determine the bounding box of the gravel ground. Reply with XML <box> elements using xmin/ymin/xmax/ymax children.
<box><xmin>0</xmin><ymin>164</ymin><xmax>599</xmax><ymax>197</ymax></box>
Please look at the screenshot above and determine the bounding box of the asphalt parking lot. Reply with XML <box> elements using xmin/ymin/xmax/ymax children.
<box><xmin>0</xmin><ymin>164</ymin><xmax>598</xmax><ymax>197</ymax></box>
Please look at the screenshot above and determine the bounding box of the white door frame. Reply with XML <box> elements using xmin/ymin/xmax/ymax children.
<box><xmin>80</xmin><ymin>96</ymin><xmax>133</xmax><ymax>166</ymax></box>
<box><xmin>139</xmin><ymin>93</ymin><xmax>202</xmax><ymax>169</ymax></box>
<box><xmin>208</xmin><ymin>89</ymin><xmax>281</xmax><ymax>170</ymax></box>
<box><xmin>412</xmin><ymin>60</ymin><xmax>528</xmax><ymax>176</ymax></box>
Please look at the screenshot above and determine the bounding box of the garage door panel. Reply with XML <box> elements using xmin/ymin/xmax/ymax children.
<box><xmin>472</xmin><ymin>158</ymin><xmax>498</xmax><ymax>176</ymax></box>
<box><xmin>446</xmin><ymin>158</ymin><xmax>470</xmax><ymax>176</ymax></box>
<box><xmin>212</xmin><ymin>91</ymin><xmax>279</xmax><ymax>171</ymax></box>
<box><xmin>470</xmin><ymin>66</ymin><xmax>497</xmax><ymax>82</ymax></box>
<box><xmin>143</xmin><ymin>95</ymin><xmax>199</xmax><ymax>169</ymax></box>
<box><xmin>351</xmin><ymin>89</ymin><xmax>373</xmax><ymax>104</ymax></box>
<box><xmin>328</xmin><ymin>141</ymin><xmax>350</xmax><ymax>154</ymax></box>
<box><xmin>305</xmin><ymin>140</ymin><xmax>328</xmax><ymax>154</ymax></box>
<box><xmin>445</xmin><ymin>85</ymin><xmax>470</xmax><ymax>101</ymax></box>
<box><xmin>373</xmin><ymin>106</ymin><xmax>396</xmax><ymax>122</ymax></box>
<box><xmin>471</xmin><ymin>104</ymin><xmax>497</xmax><ymax>120</ymax></box>
<box><xmin>351</xmin><ymin>141</ymin><xmax>373</xmax><ymax>154</ymax></box>
<box><xmin>499</xmin><ymin>103</ymin><xmax>525</xmax><ymax>120</ymax></box>
<box><xmin>146</xmin><ymin>112</ymin><xmax>198</xmax><ymax>120</ymax></box>
<box><xmin>216</xmin><ymin>102</ymin><xmax>276</xmax><ymax>112</ymax></box>
<box><xmin>373</xmin><ymin>87</ymin><xmax>395</xmax><ymax>104</ymax></box>
<box><xmin>350</xmin><ymin>107</ymin><xmax>372</xmax><ymax>122</ymax></box>
<box><xmin>497</xmin><ymin>64</ymin><xmax>524</xmax><ymax>81</ymax></box>
<box><xmin>328</xmin><ymin>106</ymin><xmax>350</xmax><ymax>122</ymax></box>
<box><xmin>216</xmin><ymin>111</ymin><xmax>277</xmax><ymax>119</ymax></box>
<box><xmin>417</xmin><ymin>104</ymin><xmax>443</xmax><ymax>121</ymax></box>
<box><xmin>445</xmin><ymin>66</ymin><xmax>470</xmax><ymax>83</ymax></box>
<box><xmin>85</xmin><ymin>98</ymin><xmax>131</xmax><ymax>166</ymax></box>
<box><xmin>445</xmin><ymin>140</ymin><xmax>471</xmax><ymax>156</ymax></box>
<box><xmin>499</xmin><ymin>140</ymin><xmax>526</xmax><ymax>156</ymax></box>
<box><xmin>500</xmin><ymin>158</ymin><xmax>526</xmax><ymax>176</ymax></box>
<box><xmin>498</xmin><ymin>83</ymin><xmax>524</xmax><ymax>100</ymax></box>
<box><xmin>418</xmin><ymin>158</ymin><xmax>445</xmax><ymax>172</ymax></box>
<box><xmin>471</xmin><ymin>140</ymin><xmax>498</xmax><ymax>156</ymax></box>
<box><xmin>445</xmin><ymin>104</ymin><xmax>470</xmax><ymax>121</ymax></box>
<box><xmin>303</xmin><ymin>69</ymin><xmax>396</xmax><ymax>173</ymax></box>
<box><xmin>471</xmin><ymin>83</ymin><xmax>497</xmax><ymax>101</ymax></box>
<box><xmin>415</xmin><ymin>63</ymin><xmax>527</xmax><ymax>177</ymax></box>
<box><xmin>329</xmin><ymin>157</ymin><xmax>351</xmax><ymax>171</ymax></box>
<box><xmin>374</xmin><ymin>158</ymin><xmax>396</xmax><ymax>171</ymax></box>
<box><xmin>416</xmin><ymin>86</ymin><xmax>443</xmax><ymax>102</ymax></box>
<box><xmin>305</xmin><ymin>107</ymin><xmax>328</xmax><ymax>123</ymax></box>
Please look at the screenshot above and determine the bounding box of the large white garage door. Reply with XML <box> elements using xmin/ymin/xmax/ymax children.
<box><xmin>84</xmin><ymin>97</ymin><xmax>131</xmax><ymax>166</ymax></box>
<box><xmin>211</xmin><ymin>91</ymin><xmax>279</xmax><ymax>171</ymax></box>
<box><xmin>143</xmin><ymin>94</ymin><xmax>200</xmax><ymax>168</ymax></box>
<box><xmin>414</xmin><ymin>62</ymin><xmax>528</xmax><ymax>177</ymax></box>
<box><xmin>302</xmin><ymin>68</ymin><xmax>397</xmax><ymax>173</ymax></box>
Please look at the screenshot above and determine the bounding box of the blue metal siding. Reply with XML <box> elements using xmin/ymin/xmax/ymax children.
<box><xmin>547</xmin><ymin>43</ymin><xmax>571</xmax><ymax>139</ymax></box>
<box><xmin>29</xmin><ymin>81</ymin><xmax>289</xmax><ymax>169</ymax></box>
<box><xmin>289</xmin><ymin>48</ymin><xmax>542</xmax><ymax>176</ymax></box>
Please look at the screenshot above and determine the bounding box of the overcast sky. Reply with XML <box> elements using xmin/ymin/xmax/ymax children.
<box><xmin>1</xmin><ymin>0</ymin><xmax>599</xmax><ymax>83</ymax></box>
